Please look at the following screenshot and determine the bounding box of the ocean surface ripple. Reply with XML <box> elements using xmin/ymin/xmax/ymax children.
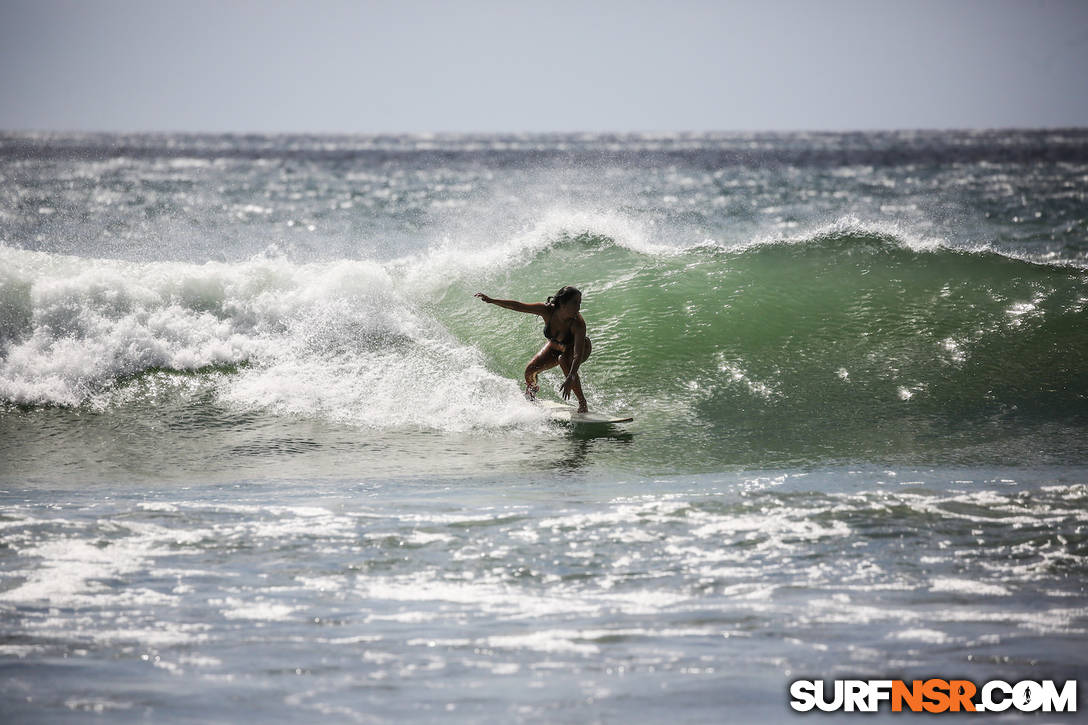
<box><xmin>2</xmin><ymin>131</ymin><xmax>1087</xmax><ymax>723</ymax></box>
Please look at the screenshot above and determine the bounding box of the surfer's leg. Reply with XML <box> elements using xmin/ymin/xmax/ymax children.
<box><xmin>558</xmin><ymin>354</ymin><xmax>589</xmax><ymax>413</ymax></box>
<box><xmin>524</xmin><ymin>344</ymin><xmax>560</xmax><ymax>400</ymax></box>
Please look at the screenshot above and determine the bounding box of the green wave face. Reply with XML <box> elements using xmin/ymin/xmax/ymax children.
<box><xmin>443</xmin><ymin>230</ymin><xmax>1088</xmax><ymax>468</ymax></box>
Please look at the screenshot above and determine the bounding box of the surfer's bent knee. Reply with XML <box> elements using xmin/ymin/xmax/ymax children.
<box><xmin>561</xmin><ymin>337</ymin><xmax>591</xmax><ymax>364</ymax></box>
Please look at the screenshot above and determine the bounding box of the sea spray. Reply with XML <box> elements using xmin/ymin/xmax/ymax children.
<box><xmin>0</xmin><ymin>246</ymin><xmax>537</xmax><ymax>430</ymax></box>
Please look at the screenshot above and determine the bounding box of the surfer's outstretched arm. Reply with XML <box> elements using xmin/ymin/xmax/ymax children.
<box><xmin>474</xmin><ymin>293</ymin><xmax>548</xmax><ymax>316</ymax></box>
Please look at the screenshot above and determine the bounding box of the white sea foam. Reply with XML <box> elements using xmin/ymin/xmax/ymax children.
<box><xmin>718</xmin><ymin>215</ymin><xmax>948</xmax><ymax>256</ymax></box>
<box><xmin>218</xmin><ymin>597</ymin><xmax>297</xmax><ymax>621</ymax></box>
<box><xmin>0</xmin><ymin>248</ymin><xmax>275</xmax><ymax>406</ymax></box>
<box><xmin>487</xmin><ymin>630</ymin><xmax>600</xmax><ymax>655</ymax></box>
<box><xmin>0</xmin><ymin>245</ymin><xmax>544</xmax><ymax>431</ymax></box>
<box><xmin>3</xmin><ymin>533</ymin><xmax>162</xmax><ymax>605</ymax></box>
<box><xmin>890</xmin><ymin>628</ymin><xmax>956</xmax><ymax>644</ymax></box>
<box><xmin>930</xmin><ymin>577</ymin><xmax>1011</xmax><ymax>596</ymax></box>
<box><xmin>63</xmin><ymin>698</ymin><xmax>134</xmax><ymax>713</ymax></box>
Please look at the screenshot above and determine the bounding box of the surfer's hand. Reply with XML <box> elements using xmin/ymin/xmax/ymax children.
<box><xmin>474</xmin><ymin>292</ymin><xmax>492</xmax><ymax>303</ymax></box>
<box><xmin>560</xmin><ymin>375</ymin><xmax>574</xmax><ymax>400</ymax></box>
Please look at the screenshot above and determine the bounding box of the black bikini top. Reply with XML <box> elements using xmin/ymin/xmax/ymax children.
<box><xmin>544</xmin><ymin>316</ymin><xmax>574</xmax><ymax>345</ymax></box>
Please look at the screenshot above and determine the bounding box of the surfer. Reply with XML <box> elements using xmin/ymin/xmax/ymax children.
<box><xmin>474</xmin><ymin>286</ymin><xmax>592</xmax><ymax>412</ymax></box>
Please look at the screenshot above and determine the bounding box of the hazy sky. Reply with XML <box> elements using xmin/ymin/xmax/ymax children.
<box><xmin>2</xmin><ymin>0</ymin><xmax>1087</xmax><ymax>134</ymax></box>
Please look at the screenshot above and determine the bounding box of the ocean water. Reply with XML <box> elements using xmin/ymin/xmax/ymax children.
<box><xmin>1</xmin><ymin>130</ymin><xmax>1087</xmax><ymax>722</ymax></box>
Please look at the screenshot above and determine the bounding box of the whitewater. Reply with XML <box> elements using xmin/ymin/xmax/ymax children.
<box><xmin>1</xmin><ymin>130</ymin><xmax>1086</xmax><ymax>723</ymax></box>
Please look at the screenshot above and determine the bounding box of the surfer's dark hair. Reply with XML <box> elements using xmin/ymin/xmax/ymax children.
<box><xmin>546</xmin><ymin>286</ymin><xmax>581</xmax><ymax>308</ymax></box>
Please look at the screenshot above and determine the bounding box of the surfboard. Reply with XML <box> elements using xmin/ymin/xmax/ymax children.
<box><xmin>536</xmin><ymin>399</ymin><xmax>634</xmax><ymax>424</ymax></box>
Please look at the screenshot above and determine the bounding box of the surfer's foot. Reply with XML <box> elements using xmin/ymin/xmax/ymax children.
<box><xmin>577</xmin><ymin>402</ymin><xmax>588</xmax><ymax>413</ymax></box>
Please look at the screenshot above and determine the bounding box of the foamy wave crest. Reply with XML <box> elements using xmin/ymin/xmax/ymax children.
<box><xmin>1</xmin><ymin>248</ymin><xmax>275</xmax><ymax>406</ymax></box>
<box><xmin>0</xmin><ymin>246</ymin><xmax>536</xmax><ymax>430</ymax></box>
<box><xmin>397</xmin><ymin>207</ymin><xmax>670</xmax><ymax>297</ymax></box>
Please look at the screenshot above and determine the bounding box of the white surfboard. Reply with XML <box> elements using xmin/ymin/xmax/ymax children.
<box><xmin>536</xmin><ymin>399</ymin><xmax>634</xmax><ymax>424</ymax></box>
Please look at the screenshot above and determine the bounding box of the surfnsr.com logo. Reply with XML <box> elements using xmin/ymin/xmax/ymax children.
<box><xmin>789</xmin><ymin>679</ymin><xmax>1077</xmax><ymax>713</ymax></box>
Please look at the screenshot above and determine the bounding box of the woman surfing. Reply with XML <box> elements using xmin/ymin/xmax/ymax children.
<box><xmin>474</xmin><ymin>286</ymin><xmax>592</xmax><ymax>412</ymax></box>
